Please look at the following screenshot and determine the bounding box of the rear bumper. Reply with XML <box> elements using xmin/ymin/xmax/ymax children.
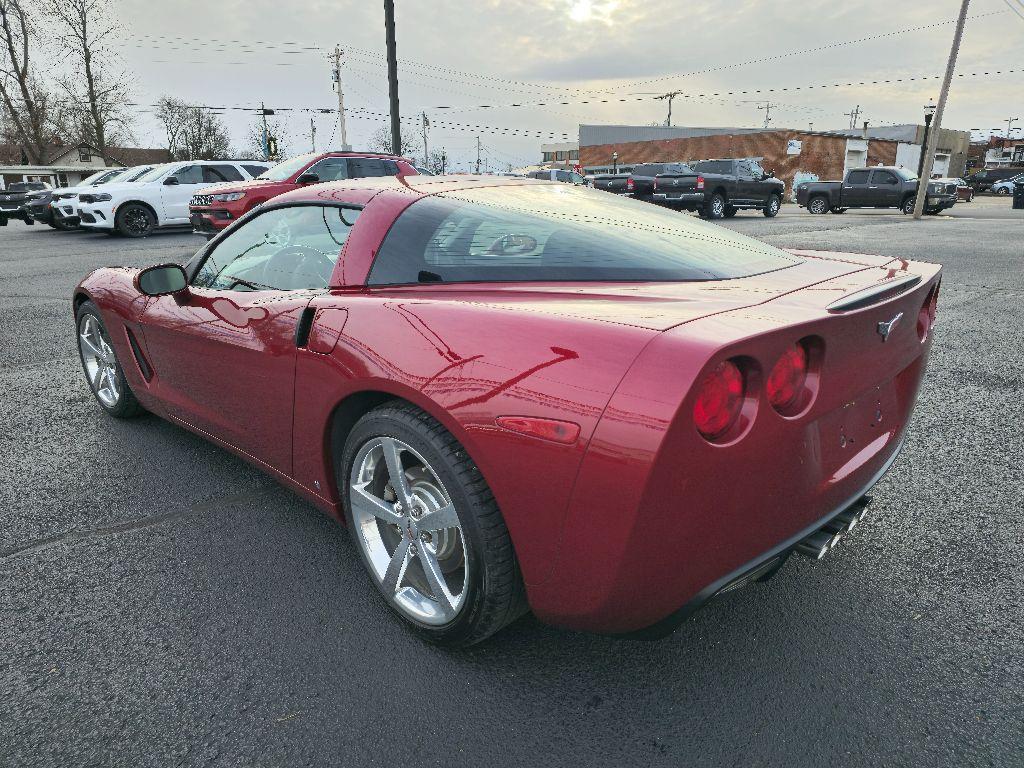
<box><xmin>653</xmin><ymin>192</ymin><xmax>704</xmax><ymax>205</ymax></box>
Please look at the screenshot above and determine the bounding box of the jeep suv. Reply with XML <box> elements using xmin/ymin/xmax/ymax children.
<box><xmin>189</xmin><ymin>152</ymin><xmax>418</xmax><ymax>237</ymax></box>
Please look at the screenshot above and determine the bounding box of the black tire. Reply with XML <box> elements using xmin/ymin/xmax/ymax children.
<box><xmin>995</xmin><ymin>187</ymin><xmax>1010</xmax><ymax>195</ymax></box>
<box><xmin>807</xmin><ymin>196</ymin><xmax>830</xmax><ymax>214</ymax></box>
<box><xmin>901</xmin><ymin>197</ymin><xmax>916</xmax><ymax>215</ymax></box>
<box><xmin>763</xmin><ymin>194</ymin><xmax>781</xmax><ymax>218</ymax></box>
<box><xmin>340</xmin><ymin>402</ymin><xmax>528</xmax><ymax>646</ymax></box>
<box><xmin>703</xmin><ymin>192</ymin><xmax>727</xmax><ymax>220</ymax></box>
<box><xmin>115</xmin><ymin>203</ymin><xmax>156</xmax><ymax>237</ymax></box>
<box><xmin>723</xmin><ymin>205</ymin><xmax>738</xmax><ymax>218</ymax></box>
<box><xmin>75</xmin><ymin>301</ymin><xmax>144</xmax><ymax>419</ymax></box>
<box><xmin>830</xmin><ymin>207</ymin><xmax>847</xmax><ymax>214</ymax></box>
<box><xmin>52</xmin><ymin>217</ymin><xmax>77</xmax><ymax>231</ymax></box>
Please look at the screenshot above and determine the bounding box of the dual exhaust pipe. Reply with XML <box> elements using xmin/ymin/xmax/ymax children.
<box><xmin>795</xmin><ymin>497</ymin><xmax>871</xmax><ymax>560</ymax></box>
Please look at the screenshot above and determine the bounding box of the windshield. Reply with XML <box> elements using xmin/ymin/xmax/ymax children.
<box><xmin>258</xmin><ymin>153</ymin><xmax>316</xmax><ymax>181</ymax></box>
<box><xmin>133</xmin><ymin>164</ymin><xmax>173</xmax><ymax>183</ymax></box>
<box><xmin>368</xmin><ymin>184</ymin><xmax>800</xmax><ymax>285</ymax></box>
<box><xmin>894</xmin><ymin>168</ymin><xmax>918</xmax><ymax>181</ymax></box>
<box><xmin>123</xmin><ymin>165</ymin><xmax>156</xmax><ymax>182</ymax></box>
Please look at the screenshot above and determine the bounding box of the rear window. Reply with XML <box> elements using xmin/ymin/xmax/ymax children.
<box><xmin>692</xmin><ymin>160</ymin><xmax>734</xmax><ymax>175</ymax></box>
<box><xmin>633</xmin><ymin>164</ymin><xmax>664</xmax><ymax>176</ymax></box>
<box><xmin>367</xmin><ymin>184</ymin><xmax>800</xmax><ymax>286</ymax></box>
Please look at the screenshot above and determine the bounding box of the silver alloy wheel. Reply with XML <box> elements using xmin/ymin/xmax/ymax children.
<box><xmin>808</xmin><ymin>197</ymin><xmax>828</xmax><ymax>214</ymax></box>
<box><xmin>78</xmin><ymin>314</ymin><xmax>120</xmax><ymax>407</ymax></box>
<box><xmin>349</xmin><ymin>436</ymin><xmax>468</xmax><ymax>625</ymax></box>
<box><xmin>769</xmin><ymin>196</ymin><xmax>780</xmax><ymax>214</ymax></box>
<box><xmin>712</xmin><ymin>195</ymin><xmax>725</xmax><ymax>217</ymax></box>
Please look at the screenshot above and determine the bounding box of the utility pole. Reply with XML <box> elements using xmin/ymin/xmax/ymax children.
<box><xmin>914</xmin><ymin>0</ymin><xmax>970</xmax><ymax>219</ymax></box>
<box><xmin>384</xmin><ymin>0</ymin><xmax>402</xmax><ymax>156</ymax></box>
<box><xmin>421</xmin><ymin>111</ymin><xmax>430</xmax><ymax>168</ymax></box>
<box><xmin>1007</xmin><ymin>117</ymin><xmax>1020</xmax><ymax>139</ymax></box>
<box><xmin>440</xmin><ymin>149</ymin><xmax>446</xmax><ymax>174</ymax></box>
<box><xmin>332</xmin><ymin>45</ymin><xmax>351</xmax><ymax>150</ymax></box>
<box><xmin>475</xmin><ymin>137</ymin><xmax>481</xmax><ymax>174</ymax></box>
<box><xmin>260</xmin><ymin>102</ymin><xmax>270</xmax><ymax>161</ymax></box>
<box><xmin>844</xmin><ymin>105</ymin><xmax>861</xmax><ymax>129</ymax></box>
<box><xmin>757</xmin><ymin>102</ymin><xmax>776</xmax><ymax>129</ymax></box>
<box><xmin>654</xmin><ymin>91</ymin><xmax>682</xmax><ymax>127</ymax></box>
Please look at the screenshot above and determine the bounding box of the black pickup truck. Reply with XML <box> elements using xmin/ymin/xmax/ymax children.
<box><xmin>625</xmin><ymin>162</ymin><xmax>694</xmax><ymax>201</ymax></box>
<box><xmin>652</xmin><ymin>158</ymin><xmax>785</xmax><ymax>218</ymax></box>
<box><xmin>0</xmin><ymin>181</ymin><xmax>49</xmax><ymax>225</ymax></box>
<box><xmin>796</xmin><ymin>167</ymin><xmax>957</xmax><ymax>215</ymax></box>
<box><xmin>591</xmin><ymin>173</ymin><xmax>632</xmax><ymax>195</ymax></box>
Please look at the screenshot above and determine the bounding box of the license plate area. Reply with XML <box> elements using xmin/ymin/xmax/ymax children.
<box><xmin>816</xmin><ymin>380</ymin><xmax>902</xmax><ymax>487</ymax></box>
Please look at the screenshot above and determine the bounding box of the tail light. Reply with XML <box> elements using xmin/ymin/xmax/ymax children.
<box><xmin>693</xmin><ymin>360</ymin><xmax>745</xmax><ymax>441</ymax></box>
<box><xmin>918</xmin><ymin>282</ymin><xmax>940</xmax><ymax>341</ymax></box>
<box><xmin>766</xmin><ymin>343</ymin><xmax>809</xmax><ymax>413</ymax></box>
<box><xmin>626</xmin><ymin>178</ymin><xmax>635</xmax><ymax>191</ymax></box>
<box><xmin>696</xmin><ymin>175</ymin><xmax>705</xmax><ymax>190</ymax></box>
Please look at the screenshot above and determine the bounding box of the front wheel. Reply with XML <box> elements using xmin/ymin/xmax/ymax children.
<box><xmin>763</xmin><ymin>194</ymin><xmax>781</xmax><ymax>218</ymax></box>
<box><xmin>807</xmin><ymin>196</ymin><xmax>830</xmax><ymax>215</ymax></box>
<box><xmin>115</xmin><ymin>203</ymin><xmax>156</xmax><ymax>237</ymax></box>
<box><xmin>341</xmin><ymin>402</ymin><xmax>527</xmax><ymax>646</ymax></box>
<box><xmin>75</xmin><ymin>301</ymin><xmax>143</xmax><ymax>418</ymax></box>
<box><xmin>902</xmin><ymin>197</ymin><xmax>916</xmax><ymax>215</ymax></box>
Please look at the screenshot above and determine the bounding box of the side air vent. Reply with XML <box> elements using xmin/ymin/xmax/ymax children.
<box><xmin>825</xmin><ymin>274</ymin><xmax>922</xmax><ymax>313</ymax></box>
<box><xmin>125</xmin><ymin>327</ymin><xmax>153</xmax><ymax>381</ymax></box>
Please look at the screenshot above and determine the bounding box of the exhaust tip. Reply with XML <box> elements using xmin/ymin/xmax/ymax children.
<box><xmin>796</xmin><ymin>531</ymin><xmax>834</xmax><ymax>560</ymax></box>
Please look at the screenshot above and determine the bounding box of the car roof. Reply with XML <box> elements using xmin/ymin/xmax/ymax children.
<box><xmin>270</xmin><ymin>174</ymin><xmax>551</xmax><ymax>206</ymax></box>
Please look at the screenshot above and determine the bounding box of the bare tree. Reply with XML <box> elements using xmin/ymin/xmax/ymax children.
<box><xmin>0</xmin><ymin>0</ymin><xmax>62</xmax><ymax>163</ymax></box>
<box><xmin>367</xmin><ymin>124</ymin><xmax>421</xmax><ymax>157</ymax></box>
<box><xmin>155</xmin><ymin>96</ymin><xmax>231</xmax><ymax>160</ymax></box>
<box><xmin>47</xmin><ymin>0</ymin><xmax>134</xmax><ymax>152</ymax></box>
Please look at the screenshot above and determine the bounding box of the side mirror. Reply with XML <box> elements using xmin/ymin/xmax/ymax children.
<box><xmin>163</xmin><ymin>177</ymin><xmax>180</xmax><ymax>186</ymax></box>
<box><xmin>295</xmin><ymin>172</ymin><xmax>320</xmax><ymax>185</ymax></box>
<box><xmin>137</xmin><ymin>263</ymin><xmax>188</xmax><ymax>297</ymax></box>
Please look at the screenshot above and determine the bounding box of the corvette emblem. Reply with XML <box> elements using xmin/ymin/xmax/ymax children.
<box><xmin>876</xmin><ymin>312</ymin><xmax>903</xmax><ymax>342</ymax></box>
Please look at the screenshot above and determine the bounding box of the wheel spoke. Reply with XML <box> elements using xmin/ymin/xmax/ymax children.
<box><xmin>382</xmin><ymin>539</ymin><xmax>412</xmax><ymax>595</ymax></box>
<box><xmin>350</xmin><ymin>482</ymin><xmax>403</xmax><ymax>524</ymax></box>
<box><xmin>417</xmin><ymin>503</ymin><xmax>459</xmax><ymax>533</ymax></box>
<box><xmin>80</xmin><ymin>333</ymin><xmax>103</xmax><ymax>360</ymax></box>
<box><xmin>380</xmin><ymin>437</ymin><xmax>414</xmax><ymax>507</ymax></box>
<box><xmin>418</xmin><ymin>548</ymin><xmax>457</xmax><ymax>620</ymax></box>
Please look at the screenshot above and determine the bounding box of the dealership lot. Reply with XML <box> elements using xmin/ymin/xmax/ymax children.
<box><xmin>1</xmin><ymin>199</ymin><xmax>1021</xmax><ymax>766</ymax></box>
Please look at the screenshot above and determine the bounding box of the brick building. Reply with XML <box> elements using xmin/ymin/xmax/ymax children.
<box><xmin>578</xmin><ymin>124</ymin><xmax>970</xmax><ymax>196</ymax></box>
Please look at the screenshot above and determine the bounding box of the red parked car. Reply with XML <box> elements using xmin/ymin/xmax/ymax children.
<box><xmin>188</xmin><ymin>151</ymin><xmax>418</xmax><ymax>237</ymax></box>
<box><xmin>74</xmin><ymin>176</ymin><xmax>941</xmax><ymax>645</ymax></box>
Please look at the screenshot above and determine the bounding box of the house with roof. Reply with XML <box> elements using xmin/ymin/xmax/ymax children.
<box><xmin>0</xmin><ymin>141</ymin><xmax>170</xmax><ymax>189</ymax></box>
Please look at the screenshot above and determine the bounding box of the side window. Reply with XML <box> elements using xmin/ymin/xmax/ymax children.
<box><xmin>306</xmin><ymin>157</ymin><xmax>349</xmax><ymax>182</ymax></box>
<box><xmin>173</xmin><ymin>165</ymin><xmax>204</xmax><ymax>185</ymax></box>
<box><xmin>346</xmin><ymin>158</ymin><xmax>391</xmax><ymax>177</ymax></box>
<box><xmin>555</xmin><ymin>170</ymin><xmax>573</xmax><ymax>183</ymax></box>
<box><xmin>193</xmin><ymin>205</ymin><xmax>362</xmax><ymax>291</ymax></box>
<box><xmin>846</xmin><ymin>170</ymin><xmax>871</xmax><ymax>185</ymax></box>
<box><xmin>242</xmin><ymin>164</ymin><xmax>268</xmax><ymax>178</ymax></box>
<box><xmin>736</xmin><ymin>160</ymin><xmax>755</xmax><ymax>178</ymax></box>
<box><xmin>203</xmin><ymin>165</ymin><xmax>243</xmax><ymax>183</ymax></box>
<box><xmin>749</xmin><ymin>160</ymin><xmax>766</xmax><ymax>177</ymax></box>
<box><xmin>872</xmin><ymin>171</ymin><xmax>898</xmax><ymax>185</ymax></box>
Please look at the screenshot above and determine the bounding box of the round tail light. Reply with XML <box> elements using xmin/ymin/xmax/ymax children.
<box><xmin>766</xmin><ymin>343</ymin><xmax>808</xmax><ymax>413</ymax></box>
<box><xmin>693</xmin><ymin>360</ymin><xmax>744</xmax><ymax>441</ymax></box>
<box><xmin>918</xmin><ymin>283</ymin><xmax>939</xmax><ymax>341</ymax></box>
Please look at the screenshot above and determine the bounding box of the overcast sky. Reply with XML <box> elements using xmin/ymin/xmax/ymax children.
<box><xmin>116</xmin><ymin>0</ymin><xmax>1024</xmax><ymax>169</ymax></box>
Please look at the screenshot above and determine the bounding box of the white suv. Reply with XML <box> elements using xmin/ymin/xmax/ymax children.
<box><xmin>78</xmin><ymin>160</ymin><xmax>270</xmax><ymax>237</ymax></box>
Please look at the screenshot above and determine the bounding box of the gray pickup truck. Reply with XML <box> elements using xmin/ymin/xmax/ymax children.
<box><xmin>652</xmin><ymin>158</ymin><xmax>785</xmax><ymax>218</ymax></box>
<box><xmin>796</xmin><ymin>167</ymin><xmax>957</xmax><ymax>215</ymax></box>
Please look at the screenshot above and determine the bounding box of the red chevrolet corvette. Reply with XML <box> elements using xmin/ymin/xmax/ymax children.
<box><xmin>73</xmin><ymin>175</ymin><xmax>941</xmax><ymax>645</ymax></box>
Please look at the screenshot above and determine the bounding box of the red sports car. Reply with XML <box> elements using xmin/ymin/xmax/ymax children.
<box><xmin>74</xmin><ymin>176</ymin><xmax>941</xmax><ymax>645</ymax></box>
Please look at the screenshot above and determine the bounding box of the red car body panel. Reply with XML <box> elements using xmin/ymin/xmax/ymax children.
<box><xmin>75</xmin><ymin>176</ymin><xmax>941</xmax><ymax>634</ymax></box>
<box><xmin>188</xmin><ymin>152</ymin><xmax>418</xmax><ymax>235</ymax></box>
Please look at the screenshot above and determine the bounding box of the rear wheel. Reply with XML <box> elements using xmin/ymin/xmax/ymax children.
<box><xmin>75</xmin><ymin>301</ymin><xmax>143</xmax><ymax>418</ymax></box>
<box><xmin>703</xmin><ymin>192</ymin><xmax>727</xmax><ymax>220</ymax></box>
<box><xmin>341</xmin><ymin>402</ymin><xmax>527</xmax><ymax>646</ymax></box>
<box><xmin>995</xmin><ymin>187</ymin><xmax>1010</xmax><ymax>195</ymax></box>
<box><xmin>763</xmin><ymin>194</ymin><xmax>781</xmax><ymax>218</ymax></box>
<box><xmin>807</xmin><ymin>196</ymin><xmax>830</xmax><ymax>214</ymax></box>
<box><xmin>115</xmin><ymin>203</ymin><xmax>155</xmax><ymax>237</ymax></box>
<box><xmin>901</xmin><ymin>197</ymin><xmax>916</xmax><ymax>215</ymax></box>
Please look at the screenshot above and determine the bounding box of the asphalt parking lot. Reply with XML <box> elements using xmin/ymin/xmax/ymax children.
<box><xmin>1</xmin><ymin>196</ymin><xmax>1021</xmax><ymax>767</ymax></box>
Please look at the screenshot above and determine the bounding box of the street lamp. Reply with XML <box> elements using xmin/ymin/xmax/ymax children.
<box><xmin>918</xmin><ymin>101</ymin><xmax>937</xmax><ymax>179</ymax></box>
<box><xmin>612</xmin><ymin>151</ymin><xmax>618</xmax><ymax>174</ymax></box>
